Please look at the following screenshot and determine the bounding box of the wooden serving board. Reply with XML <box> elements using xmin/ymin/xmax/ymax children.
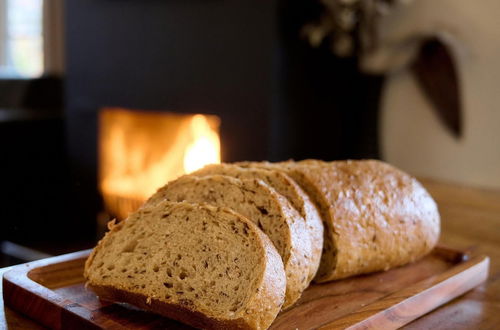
<box><xmin>2</xmin><ymin>247</ymin><xmax>489</xmax><ymax>330</ymax></box>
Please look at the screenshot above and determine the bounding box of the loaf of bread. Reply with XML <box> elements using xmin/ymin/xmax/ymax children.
<box><xmin>191</xmin><ymin>163</ymin><xmax>323</xmax><ymax>284</ymax></box>
<box><xmin>85</xmin><ymin>158</ymin><xmax>441</xmax><ymax>329</ymax></box>
<box><xmin>144</xmin><ymin>174</ymin><xmax>312</xmax><ymax>309</ymax></box>
<box><xmin>238</xmin><ymin>159</ymin><xmax>441</xmax><ymax>282</ymax></box>
<box><xmin>84</xmin><ymin>201</ymin><xmax>286</xmax><ymax>330</ymax></box>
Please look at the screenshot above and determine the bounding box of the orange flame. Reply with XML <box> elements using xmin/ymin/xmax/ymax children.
<box><xmin>183</xmin><ymin>115</ymin><xmax>221</xmax><ymax>173</ymax></box>
<box><xmin>99</xmin><ymin>108</ymin><xmax>221</xmax><ymax>219</ymax></box>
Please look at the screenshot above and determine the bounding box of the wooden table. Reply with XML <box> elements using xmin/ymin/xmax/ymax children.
<box><xmin>1</xmin><ymin>178</ymin><xmax>499</xmax><ymax>329</ymax></box>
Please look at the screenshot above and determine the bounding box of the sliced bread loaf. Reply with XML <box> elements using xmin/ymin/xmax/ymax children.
<box><xmin>239</xmin><ymin>159</ymin><xmax>441</xmax><ymax>283</ymax></box>
<box><xmin>84</xmin><ymin>201</ymin><xmax>286</xmax><ymax>330</ymax></box>
<box><xmin>145</xmin><ymin>175</ymin><xmax>312</xmax><ymax>309</ymax></box>
<box><xmin>191</xmin><ymin>163</ymin><xmax>323</xmax><ymax>284</ymax></box>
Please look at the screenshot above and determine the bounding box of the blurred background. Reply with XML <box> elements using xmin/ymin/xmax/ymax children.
<box><xmin>1</xmin><ymin>0</ymin><xmax>499</xmax><ymax>266</ymax></box>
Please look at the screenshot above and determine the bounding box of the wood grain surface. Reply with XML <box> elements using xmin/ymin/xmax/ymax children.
<box><xmin>1</xmin><ymin>178</ymin><xmax>500</xmax><ymax>329</ymax></box>
<box><xmin>2</xmin><ymin>247</ymin><xmax>488</xmax><ymax>330</ymax></box>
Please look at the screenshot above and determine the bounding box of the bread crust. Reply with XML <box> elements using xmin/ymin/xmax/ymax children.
<box><xmin>239</xmin><ymin>159</ymin><xmax>441</xmax><ymax>283</ymax></box>
<box><xmin>85</xmin><ymin>202</ymin><xmax>286</xmax><ymax>330</ymax></box>
<box><xmin>286</xmin><ymin>176</ymin><xmax>324</xmax><ymax>283</ymax></box>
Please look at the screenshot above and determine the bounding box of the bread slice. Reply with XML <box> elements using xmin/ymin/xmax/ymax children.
<box><xmin>145</xmin><ymin>175</ymin><xmax>311</xmax><ymax>309</ymax></box>
<box><xmin>239</xmin><ymin>159</ymin><xmax>441</xmax><ymax>283</ymax></box>
<box><xmin>84</xmin><ymin>201</ymin><xmax>286</xmax><ymax>330</ymax></box>
<box><xmin>192</xmin><ymin>163</ymin><xmax>323</xmax><ymax>284</ymax></box>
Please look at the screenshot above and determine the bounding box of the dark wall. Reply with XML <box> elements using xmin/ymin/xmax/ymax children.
<box><xmin>0</xmin><ymin>112</ymin><xmax>70</xmax><ymax>244</ymax></box>
<box><xmin>65</xmin><ymin>0</ymin><xmax>279</xmax><ymax>162</ymax></box>
<box><xmin>0</xmin><ymin>77</ymin><xmax>72</xmax><ymax>246</ymax></box>
<box><xmin>65</xmin><ymin>0</ymin><xmax>279</xmax><ymax>229</ymax></box>
<box><xmin>272</xmin><ymin>0</ymin><xmax>383</xmax><ymax>161</ymax></box>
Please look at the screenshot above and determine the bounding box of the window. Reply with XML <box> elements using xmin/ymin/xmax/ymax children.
<box><xmin>0</xmin><ymin>0</ymin><xmax>44</xmax><ymax>78</ymax></box>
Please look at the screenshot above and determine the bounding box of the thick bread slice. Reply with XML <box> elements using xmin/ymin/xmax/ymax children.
<box><xmin>84</xmin><ymin>201</ymin><xmax>286</xmax><ymax>330</ymax></box>
<box><xmin>239</xmin><ymin>159</ymin><xmax>441</xmax><ymax>283</ymax></box>
<box><xmin>191</xmin><ymin>163</ymin><xmax>323</xmax><ymax>284</ymax></box>
<box><xmin>145</xmin><ymin>175</ymin><xmax>311</xmax><ymax>309</ymax></box>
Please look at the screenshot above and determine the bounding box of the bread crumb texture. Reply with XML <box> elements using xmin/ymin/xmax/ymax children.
<box><xmin>145</xmin><ymin>174</ymin><xmax>311</xmax><ymax>309</ymax></box>
<box><xmin>84</xmin><ymin>201</ymin><xmax>286</xmax><ymax>330</ymax></box>
<box><xmin>192</xmin><ymin>164</ymin><xmax>324</xmax><ymax>285</ymax></box>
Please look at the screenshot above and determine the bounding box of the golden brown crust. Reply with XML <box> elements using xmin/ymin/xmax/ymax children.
<box><xmin>289</xmin><ymin>159</ymin><xmax>440</xmax><ymax>282</ymax></box>
<box><xmin>239</xmin><ymin>159</ymin><xmax>440</xmax><ymax>283</ymax></box>
<box><xmin>287</xmin><ymin>177</ymin><xmax>324</xmax><ymax>283</ymax></box>
<box><xmin>267</xmin><ymin>183</ymin><xmax>311</xmax><ymax>309</ymax></box>
<box><xmin>238</xmin><ymin>216</ymin><xmax>287</xmax><ymax>329</ymax></box>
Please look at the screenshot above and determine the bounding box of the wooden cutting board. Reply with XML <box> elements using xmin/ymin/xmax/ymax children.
<box><xmin>2</xmin><ymin>247</ymin><xmax>489</xmax><ymax>329</ymax></box>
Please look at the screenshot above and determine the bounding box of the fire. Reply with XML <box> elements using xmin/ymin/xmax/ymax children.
<box><xmin>99</xmin><ymin>108</ymin><xmax>221</xmax><ymax>219</ymax></box>
<box><xmin>184</xmin><ymin>115</ymin><xmax>221</xmax><ymax>173</ymax></box>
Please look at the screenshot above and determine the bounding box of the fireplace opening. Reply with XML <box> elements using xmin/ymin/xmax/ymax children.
<box><xmin>99</xmin><ymin>108</ymin><xmax>221</xmax><ymax>220</ymax></box>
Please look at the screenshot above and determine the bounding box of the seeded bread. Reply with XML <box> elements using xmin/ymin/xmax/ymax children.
<box><xmin>239</xmin><ymin>159</ymin><xmax>440</xmax><ymax>283</ymax></box>
<box><xmin>145</xmin><ymin>175</ymin><xmax>311</xmax><ymax>308</ymax></box>
<box><xmin>84</xmin><ymin>201</ymin><xmax>286</xmax><ymax>330</ymax></box>
<box><xmin>192</xmin><ymin>163</ymin><xmax>323</xmax><ymax>284</ymax></box>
